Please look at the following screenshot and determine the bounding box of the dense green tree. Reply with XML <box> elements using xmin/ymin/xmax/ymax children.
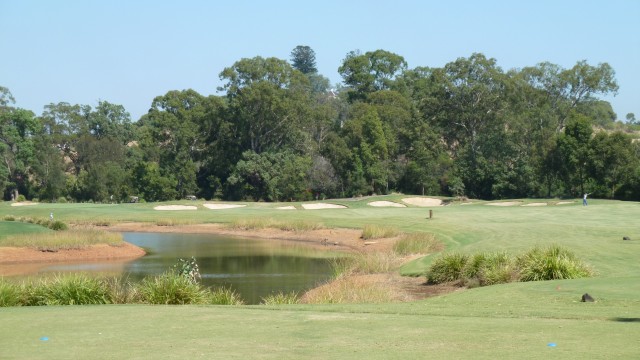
<box><xmin>339</xmin><ymin>50</ymin><xmax>407</xmax><ymax>101</ymax></box>
<box><xmin>588</xmin><ymin>131</ymin><xmax>639</xmax><ymax>199</ymax></box>
<box><xmin>290</xmin><ymin>45</ymin><xmax>318</xmax><ymax>74</ymax></box>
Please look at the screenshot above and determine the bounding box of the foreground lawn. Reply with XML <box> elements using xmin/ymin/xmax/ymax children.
<box><xmin>1</xmin><ymin>197</ymin><xmax>639</xmax><ymax>358</ymax></box>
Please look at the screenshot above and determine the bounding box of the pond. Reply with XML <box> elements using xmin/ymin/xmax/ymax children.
<box><xmin>15</xmin><ymin>232</ymin><xmax>338</xmax><ymax>304</ymax></box>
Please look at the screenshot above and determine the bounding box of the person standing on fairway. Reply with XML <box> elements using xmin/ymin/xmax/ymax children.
<box><xmin>583</xmin><ymin>193</ymin><xmax>590</xmax><ymax>206</ymax></box>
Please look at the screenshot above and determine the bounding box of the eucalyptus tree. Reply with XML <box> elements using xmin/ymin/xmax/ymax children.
<box><xmin>219</xmin><ymin>56</ymin><xmax>313</xmax><ymax>155</ymax></box>
<box><xmin>0</xmin><ymin>93</ymin><xmax>38</xmax><ymax>200</ymax></box>
<box><xmin>338</xmin><ymin>49</ymin><xmax>407</xmax><ymax>102</ymax></box>
<box><xmin>136</xmin><ymin>89</ymin><xmax>223</xmax><ymax>200</ymax></box>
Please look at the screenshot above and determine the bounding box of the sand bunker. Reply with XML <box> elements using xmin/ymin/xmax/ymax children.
<box><xmin>301</xmin><ymin>203</ymin><xmax>347</xmax><ymax>210</ymax></box>
<box><xmin>154</xmin><ymin>205</ymin><xmax>197</xmax><ymax>211</ymax></box>
<box><xmin>368</xmin><ymin>201</ymin><xmax>406</xmax><ymax>208</ymax></box>
<box><xmin>10</xmin><ymin>202</ymin><xmax>38</xmax><ymax>207</ymax></box>
<box><xmin>277</xmin><ymin>206</ymin><xmax>296</xmax><ymax>210</ymax></box>
<box><xmin>401</xmin><ymin>197</ymin><xmax>443</xmax><ymax>207</ymax></box>
<box><xmin>522</xmin><ymin>202</ymin><xmax>548</xmax><ymax>207</ymax></box>
<box><xmin>203</xmin><ymin>204</ymin><xmax>246</xmax><ymax>210</ymax></box>
<box><xmin>556</xmin><ymin>201</ymin><xmax>574</xmax><ymax>205</ymax></box>
<box><xmin>486</xmin><ymin>201</ymin><xmax>522</xmax><ymax>206</ymax></box>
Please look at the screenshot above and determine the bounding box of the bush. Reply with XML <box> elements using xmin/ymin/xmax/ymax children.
<box><xmin>48</xmin><ymin>220</ymin><xmax>68</xmax><ymax>231</ymax></box>
<box><xmin>57</xmin><ymin>197</ymin><xmax>68</xmax><ymax>203</ymax></box>
<box><xmin>21</xmin><ymin>274</ymin><xmax>111</xmax><ymax>306</ymax></box>
<box><xmin>3</xmin><ymin>215</ymin><xmax>15</xmax><ymax>221</ymax></box>
<box><xmin>426</xmin><ymin>253</ymin><xmax>469</xmax><ymax>284</ymax></box>
<box><xmin>517</xmin><ymin>245</ymin><xmax>593</xmax><ymax>281</ymax></box>
<box><xmin>138</xmin><ymin>271</ymin><xmax>211</xmax><ymax>305</ymax></box>
<box><xmin>0</xmin><ymin>280</ymin><xmax>22</xmax><ymax>307</ymax></box>
<box><xmin>209</xmin><ymin>287</ymin><xmax>245</xmax><ymax>305</ymax></box>
<box><xmin>16</xmin><ymin>195</ymin><xmax>26</xmax><ymax>202</ymax></box>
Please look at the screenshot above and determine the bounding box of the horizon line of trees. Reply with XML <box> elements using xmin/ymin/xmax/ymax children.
<box><xmin>2</xmin><ymin>47</ymin><xmax>639</xmax><ymax>203</ymax></box>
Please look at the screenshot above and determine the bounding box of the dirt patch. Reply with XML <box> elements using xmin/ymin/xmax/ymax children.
<box><xmin>401</xmin><ymin>197</ymin><xmax>443</xmax><ymax>207</ymax></box>
<box><xmin>202</xmin><ymin>204</ymin><xmax>246</xmax><ymax>210</ymax></box>
<box><xmin>486</xmin><ymin>201</ymin><xmax>522</xmax><ymax>206</ymax></box>
<box><xmin>301</xmin><ymin>203</ymin><xmax>347</xmax><ymax>210</ymax></box>
<box><xmin>10</xmin><ymin>202</ymin><xmax>38</xmax><ymax>207</ymax></box>
<box><xmin>0</xmin><ymin>243</ymin><xmax>146</xmax><ymax>276</ymax></box>
<box><xmin>153</xmin><ymin>205</ymin><xmax>197</xmax><ymax>211</ymax></box>
<box><xmin>368</xmin><ymin>201</ymin><xmax>406</xmax><ymax>208</ymax></box>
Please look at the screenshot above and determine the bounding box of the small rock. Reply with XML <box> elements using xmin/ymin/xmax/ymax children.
<box><xmin>581</xmin><ymin>293</ymin><xmax>595</xmax><ymax>302</ymax></box>
<box><xmin>623</xmin><ymin>236</ymin><xmax>631</xmax><ymax>241</ymax></box>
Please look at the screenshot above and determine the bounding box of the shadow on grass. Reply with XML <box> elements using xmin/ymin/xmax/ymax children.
<box><xmin>610</xmin><ymin>317</ymin><xmax>640</xmax><ymax>322</ymax></box>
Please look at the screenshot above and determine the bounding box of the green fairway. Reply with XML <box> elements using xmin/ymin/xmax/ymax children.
<box><xmin>1</xmin><ymin>197</ymin><xmax>639</xmax><ymax>358</ymax></box>
<box><xmin>0</xmin><ymin>220</ymin><xmax>52</xmax><ymax>239</ymax></box>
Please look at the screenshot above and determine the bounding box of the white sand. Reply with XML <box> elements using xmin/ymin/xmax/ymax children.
<box><xmin>522</xmin><ymin>202</ymin><xmax>548</xmax><ymax>207</ymax></box>
<box><xmin>202</xmin><ymin>204</ymin><xmax>246</xmax><ymax>210</ymax></box>
<box><xmin>368</xmin><ymin>201</ymin><xmax>406</xmax><ymax>208</ymax></box>
<box><xmin>556</xmin><ymin>201</ymin><xmax>574</xmax><ymax>205</ymax></box>
<box><xmin>277</xmin><ymin>206</ymin><xmax>297</xmax><ymax>210</ymax></box>
<box><xmin>301</xmin><ymin>203</ymin><xmax>347</xmax><ymax>210</ymax></box>
<box><xmin>486</xmin><ymin>201</ymin><xmax>522</xmax><ymax>206</ymax></box>
<box><xmin>154</xmin><ymin>205</ymin><xmax>197</xmax><ymax>211</ymax></box>
<box><xmin>401</xmin><ymin>197</ymin><xmax>443</xmax><ymax>207</ymax></box>
<box><xmin>10</xmin><ymin>202</ymin><xmax>38</xmax><ymax>207</ymax></box>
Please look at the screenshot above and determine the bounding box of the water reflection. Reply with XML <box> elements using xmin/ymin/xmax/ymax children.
<box><xmin>8</xmin><ymin>232</ymin><xmax>337</xmax><ymax>304</ymax></box>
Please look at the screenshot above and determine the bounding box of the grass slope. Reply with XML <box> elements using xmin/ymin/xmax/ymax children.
<box><xmin>1</xmin><ymin>197</ymin><xmax>639</xmax><ymax>358</ymax></box>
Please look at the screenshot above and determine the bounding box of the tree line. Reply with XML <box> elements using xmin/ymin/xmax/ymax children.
<box><xmin>2</xmin><ymin>47</ymin><xmax>639</xmax><ymax>203</ymax></box>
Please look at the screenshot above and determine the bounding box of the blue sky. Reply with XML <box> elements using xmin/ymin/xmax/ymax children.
<box><xmin>1</xmin><ymin>0</ymin><xmax>638</xmax><ymax>121</ymax></box>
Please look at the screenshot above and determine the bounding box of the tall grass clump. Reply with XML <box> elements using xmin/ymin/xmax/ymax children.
<box><xmin>392</xmin><ymin>232</ymin><xmax>442</xmax><ymax>256</ymax></box>
<box><xmin>0</xmin><ymin>229</ymin><xmax>123</xmax><ymax>251</ymax></box>
<box><xmin>209</xmin><ymin>287</ymin><xmax>245</xmax><ymax>305</ymax></box>
<box><xmin>426</xmin><ymin>253</ymin><xmax>469</xmax><ymax>284</ymax></box>
<box><xmin>517</xmin><ymin>245</ymin><xmax>593</xmax><ymax>281</ymax></box>
<box><xmin>330</xmin><ymin>252</ymin><xmax>402</xmax><ymax>277</ymax></box>
<box><xmin>20</xmin><ymin>274</ymin><xmax>111</xmax><ymax>306</ymax></box>
<box><xmin>362</xmin><ymin>224</ymin><xmax>401</xmax><ymax>240</ymax></box>
<box><xmin>138</xmin><ymin>271</ymin><xmax>211</xmax><ymax>305</ymax></box>
<box><xmin>476</xmin><ymin>251</ymin><xmax>518</xmax><ymax>286</ymax></box>
<box><xmin>155</xmin><ymin>218</ymin><xmax>195</xmax><ymax>226</ymax></box>
<box><xmin>0</xmin><ymin>280</ymin><xmax>22</xmax><ymax>307</ymax></box>
<box><xmin>261</xmin><ymin>291</ymin><xmax>299</xmax><ymax>305</ymax></box>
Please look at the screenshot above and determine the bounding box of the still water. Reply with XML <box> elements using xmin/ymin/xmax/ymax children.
<box><xmin>30</xmin><ymin>232</ymin><xmax>337</xmax><ymax>304</ymax></box>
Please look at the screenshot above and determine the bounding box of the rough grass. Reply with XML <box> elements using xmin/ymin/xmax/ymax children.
<box><xmin>330</xmin><ymin>252</ymin><xmax>403</xmax><ymax>277</ymax></box>
<box><xmin>226</xmin><ymin>217</ymin><xmax>324</xmax><ymax>232</ymax></box>
<box><xmin>0</xmin><ymin>229</ymin><xmax>123</xmax><ymax>250</ymax></box>
<box><xmin>300</xmin><ymin>276</ymin><xmax>396</xmax><ymax>304</ymax></box>
<box><xmin>392</xmin><ymin>232</ymin><xmax>442</xmax><ymax>255</ymax></box>
<box><xmin>261</xmin><ymin>291</ymin><xmax>300</xmax><ymax>305</ymax></box>
<box><xmin>138</xmin><ymin>271</ymin><xmax>212</xmax><ymax>305</ymax></box>
<box><xmin>361</xmin><ymin>224</ymin><xmax>401</xmax><ymax>240</ymax></box>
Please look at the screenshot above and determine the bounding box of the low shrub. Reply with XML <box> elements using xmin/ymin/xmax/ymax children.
<box><xmin>20</xmin><ymin>274</ymin><xmax>111</xmax><ymax>306</ymax></box>
<box><xmin>48</xmin><ymin>220</ymin><xmax>68</xmax><ymax>231</ymax></box>
<box><xmin>16</xmin><ymin>195</ymin><xmax>26</xmax><ymax>202</ymax></box>
<box><xmin>138</xmin><ymin>271</ymin><xmax>211</xmax><ymax>305</ymax></box>
<box><xmin>426</xmin><ymin>253</ymin><xmax>469</xmax><ymax>284</ymax></box>
<box><xmin>517</xmin><ymin>245</ymin><xmax>593</xmax><ymax>281</ymax></box>
<box><xmin>3</xmin><ymin>215</ymin><xmax>15</xmax><ymax>221</ymax></box>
